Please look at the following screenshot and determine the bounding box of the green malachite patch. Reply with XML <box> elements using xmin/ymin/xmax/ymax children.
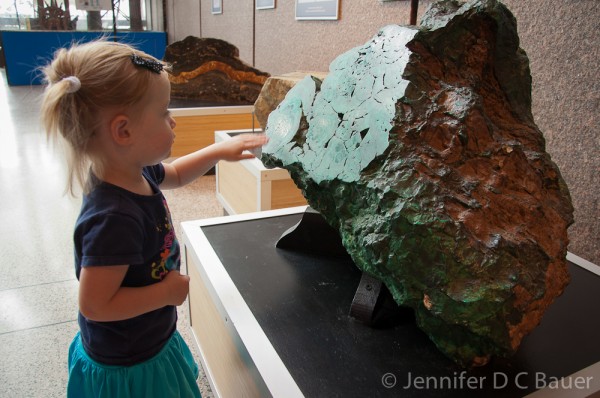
<box><xmin>263</xmin><ymin>26</ymin><xmax>417</xmax><ymax>184</ymax></box>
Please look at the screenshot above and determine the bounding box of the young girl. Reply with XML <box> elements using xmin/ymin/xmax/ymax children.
<box><xmin>40</xmin><ymin>40</ymin><xmax>267</xmax><ymax>397</ymax></box>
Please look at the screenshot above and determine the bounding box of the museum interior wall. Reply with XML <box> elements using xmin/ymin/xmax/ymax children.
<box><xmin>165</xmin><ymin>0</ymin><xmax>599</xmax><ymax>265</ymax></box>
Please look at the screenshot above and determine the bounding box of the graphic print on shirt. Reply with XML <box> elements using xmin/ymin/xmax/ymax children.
<box><xmin>151</xmin><ymin>199</ymin><xmax>181</xmax><ymax>280</ymax></box>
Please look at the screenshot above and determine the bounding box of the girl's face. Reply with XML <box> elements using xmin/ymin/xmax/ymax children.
<box><xmin>130</xmin><ymin>72</ymin><xmax>176</xmax><ymax>166</ymax></box>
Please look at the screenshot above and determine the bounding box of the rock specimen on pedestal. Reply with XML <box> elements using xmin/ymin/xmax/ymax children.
<box><xmin>260</xmin><ymin>0</ymin><xmax>574</xmax><ymax>367</ymax></box>
<box><xmin>254</xmin><ymin>72</ymin><xmax>328</xmax><ymax>131</ymax></box>
<box><xmin>164</xmin><ymin>36</ymin><xmax>270</xmax><ymax>105</ymax></box>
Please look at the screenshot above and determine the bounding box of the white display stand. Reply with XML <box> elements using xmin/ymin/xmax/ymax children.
<box><xmin>215</xmin><ymin>129</ymin><xmax>306</xmax><ymax>214</ymax></box>
<box><xmin>182</xmin><ymin>207</ymin><xmax>600</xmax><ymax>398</ymax></box>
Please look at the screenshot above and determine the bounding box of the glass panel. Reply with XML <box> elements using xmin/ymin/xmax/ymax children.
<box><xmin>0</xmin><ymin>0</ymin><xmax>157</xmax><ymax>31</ymax></box>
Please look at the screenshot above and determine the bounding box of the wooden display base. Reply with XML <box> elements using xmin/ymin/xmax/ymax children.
<box><xmin>215</xmin><ymin>129</ymin><xmax>307</xmax><ymax>214</ymax></box>
<box><xmin>169</xmin><ymin>106</ymin><xmax>259</xmax><ymax>157</ymax></box>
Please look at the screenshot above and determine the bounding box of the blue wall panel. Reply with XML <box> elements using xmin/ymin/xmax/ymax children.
<box><xmin>1</xmin><ymin>31</ymin><xmax>167</xmax><ymax>86</ymax></box>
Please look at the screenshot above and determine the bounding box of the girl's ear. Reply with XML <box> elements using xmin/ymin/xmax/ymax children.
<box><xmin>109</xmin><ymin>114</ymin><xmax>132</xmax><ymax>145</ymax></box>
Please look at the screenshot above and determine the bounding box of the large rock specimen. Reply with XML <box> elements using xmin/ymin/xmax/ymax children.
<box><xmin>164</xmin><ymin>36</ymin><xmax>270</xmax><ymax>104</ymax></box>
<box><xmin>260</xmin><ymin>0</ymin><xmax>574</xmax><ymax>367</ymax></box>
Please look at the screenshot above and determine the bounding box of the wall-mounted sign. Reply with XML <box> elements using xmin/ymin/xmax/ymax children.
<box><xmin>75</xmin><ymin>0</ymin><xmax>112</xmax><ymax>11</ymax></box>
<box><xmin>295</xmin><ymin>0</ymin><xmax>339</xmax><ymax>20</ymax></box>
<box><xmin>257</xmin><ymin>0</ymin><xmax>275</xmax><ymax>10</ymax></box>
<box><xmin>212</xmin><ymin>0</ymin><xmax>223</xmax><ymax>15</ymax></box>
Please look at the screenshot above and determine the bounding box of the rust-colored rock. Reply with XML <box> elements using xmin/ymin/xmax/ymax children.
<box><xmin>254</xmin><ymin>72</ymin><xmax>327</xmax><ymax>131</ymax></box>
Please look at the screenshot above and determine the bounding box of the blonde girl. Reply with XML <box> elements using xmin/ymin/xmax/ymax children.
<box><xmin>41</xmin><ymin>40</ymin><xmax>267</xmax><ymax>397</ymax></box>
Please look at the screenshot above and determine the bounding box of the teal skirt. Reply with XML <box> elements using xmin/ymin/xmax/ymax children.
<box><xmin>67</xmin><ymin>330</ymin><xmax>201</xmax><ymax>398</ymax></box>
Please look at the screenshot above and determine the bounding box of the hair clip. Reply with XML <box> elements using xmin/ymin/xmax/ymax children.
<box><xmin>130</xmin><ymin>54</ymin><xmax>164</xmax><ymax>74</ymax></box>
<box><xmin>62</xmin><ymin>76</ymin><xmax>81</xmax><ymax>93</ymax></box>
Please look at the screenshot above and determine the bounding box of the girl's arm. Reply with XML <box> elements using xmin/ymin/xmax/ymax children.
<box><xmin>78</xmin><ymin>265</ymin><xmax>189</xmax><ymax>322</ymax></box>
<box><xmin>160</xmin><ymin>133</ymin><xmax>268</xmax><ymax>190</ymax></box>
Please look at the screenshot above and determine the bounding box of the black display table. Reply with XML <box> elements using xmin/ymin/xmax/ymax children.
<box><xmin>182</xmin><ymin>207</ymin><xmax>600</xmax><ymax>398</ymax></box>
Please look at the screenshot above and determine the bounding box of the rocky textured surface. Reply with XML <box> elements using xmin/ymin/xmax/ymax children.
<box><xmin>254</xmin><ymin>72</ymin><xmax>328</xmax><ymax>131</ymax></box>
<box><xmin>260</xmin><ymin>0</ymin><xmax>574</xmax><ymax>367</ymax></box>
<box><xmin>164</xmin><ymin>36</ymin><xmax>270</xmax><ymax>105</ymax></box>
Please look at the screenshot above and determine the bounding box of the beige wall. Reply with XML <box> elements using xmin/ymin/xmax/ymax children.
<box><xmin>165</xmin><ymin>0</ymin><xmax>201</xmax><ymax>44</ymax></box>
<box><xmin>252</xmin><ymin>1</ymin><xmax>434</xmax><ymax>75</ymax></box>
<box><xmin>501</xmin><ymin>0</ymin><xmax>599</xmax><ymax>265</ymax></box>
<box><xmin>167</xmin><ymin>0</ymin><xmax>599</xmax><ymax>264</ymax></box>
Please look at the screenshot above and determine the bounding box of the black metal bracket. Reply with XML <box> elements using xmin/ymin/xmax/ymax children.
<box><xmin>276</xmin><ymin>207</ymin><xmax>351</xmax><ymax>259</ymax></box>
<box><xmin>276</xmin><ymin>206</ymin><xmax>413</xmax><ymax>328</ymax></box>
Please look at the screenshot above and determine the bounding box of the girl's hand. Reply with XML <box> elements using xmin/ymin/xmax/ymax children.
<box><xmin>79</xmin><ymin>265</ymin><xmax>190</xmax><ymax>321</ymax></box>
<box><xmin>220</xmin><ymin>133</ymin><xmax>269</xmax><ymax>161</ymax></box>
<box><xmin>162</xmin><ymin>270</ymin><xmax>190</xmax><ymax>306</ymax></box>
<box><xmin>161</xmin><ymin>133</ymin><xmax>269</xmax><ymax>189</ymax></box>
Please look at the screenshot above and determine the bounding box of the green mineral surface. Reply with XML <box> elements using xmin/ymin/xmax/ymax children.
<box><xmin>261</xmin><ymin>0</ymin><xmax>573</xmax><ymax>367</ymax></box>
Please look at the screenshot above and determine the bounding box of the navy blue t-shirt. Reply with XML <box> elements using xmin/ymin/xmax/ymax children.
<box><xmin>74</xmin><ymin>164</ymin><xmax>180</xmax><ymax>366</ymax></box>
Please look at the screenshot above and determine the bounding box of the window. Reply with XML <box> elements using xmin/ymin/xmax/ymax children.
<box><xmin>0</xmin><ymin>0</ymin><xmax>162</xmax><ymax>31</ymax></box>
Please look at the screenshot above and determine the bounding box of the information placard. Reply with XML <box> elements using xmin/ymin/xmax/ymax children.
<box><xmin>295</xmin><ymin>0</ymin><xmax>339</xmax><ymax>20</ymax></box>
<box><xmin>257</xmin><ymin>0</ymin><xmax>275</xmax><ymax>10</ymax></box>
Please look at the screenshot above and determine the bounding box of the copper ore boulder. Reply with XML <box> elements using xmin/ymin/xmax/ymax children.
<box><xmin>259</xmin><ymin>0</ymin><xmax>574</xmax><ymax>367</ymax></box>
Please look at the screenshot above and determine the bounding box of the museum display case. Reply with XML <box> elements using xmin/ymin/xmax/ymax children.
<box><xmin>182</xmin><ymin>207</ymin><xmax>600</xmax><ymax>398</ymax></box>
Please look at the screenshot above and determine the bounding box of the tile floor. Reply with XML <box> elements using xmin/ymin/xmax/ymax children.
<box><xmin>0</xmin><ymin>68</ymin><xmax>220</xmax><ymax>397</ymax></box>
